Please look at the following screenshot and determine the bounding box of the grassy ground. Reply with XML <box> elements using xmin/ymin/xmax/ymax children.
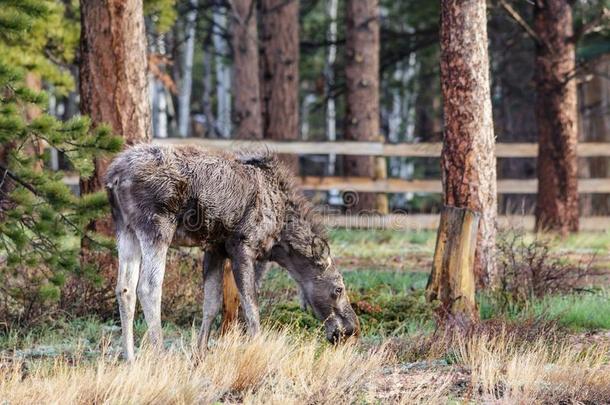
<box><xmin>1</xmin><ymin>229</ymin><xmax>610</xmax><ymax>403</ymax></box>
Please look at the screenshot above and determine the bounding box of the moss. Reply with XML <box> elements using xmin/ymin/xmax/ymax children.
<box><xmin>262</xmin><ymin>302</ymin><xmax>320</xmax><ymax>332</ymax></box>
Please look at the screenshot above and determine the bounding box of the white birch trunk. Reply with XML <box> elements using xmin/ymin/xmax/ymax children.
<box><xmin>151</xmin><ymin>34</ymin><xmax>168</xmax><ymax>138</ymax></box>
<box><xmin>325</xmin><ymin>0</ymin><xmax>338</xmax><ymax>174</ymax></box>
<box><xmin>300</xmin><ymin>93</ymin><xmax>317</xmax><ymax>140</ymax></box>
<box><xmin>178</xmin><ymin>0</ymin><xmax>198</xmax><ymax>137</ymax></box>
<box><xmin>325</xmin><ymin>0</ymin><xmax>341</xmax><ymax>205</ymax></box>
<box><xmin>213</xmin><ymin>7</ymin><xmax>231</xmax><ymax>138</ymax></box>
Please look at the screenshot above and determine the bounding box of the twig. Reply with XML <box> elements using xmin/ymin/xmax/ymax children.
<box><xmin>571</xmin><ymin>7</ymin><xmax>610</xmax><ymax>43</ymax></box>
<box><xmin>498</xmin><ymin>0</ymin><xmax>541</xmax><ymax>45</ymax></box>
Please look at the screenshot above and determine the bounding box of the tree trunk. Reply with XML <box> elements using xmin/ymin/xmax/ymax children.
<box><xmin>79</xmin><ymin>0</ymin><xmax>151</xmax><ymax>235</ymax></box>
<box><xmin>426</xmin><ymin>206</ymin><xmax>479</xmax><ymax>321</ymax></box>
<box><xmin>578</xmin><ymin>55</ymin><xmax>610</xmax><ymax>215</ymax></box>
<box><xmin>177</xmin><ymin>0</ymin><xmax>197</xmax><ymax>137</ymax></box>
<box><xmin>440</xmin><ymin>0</ymin><xmax>497</xmax><ymax>287</ymax></box>
<box><xmin>534</xmin><ymin>0</ymin><xmax>578</xmax><ymax>234</ymax></box>
<box><xmin>213</xmin><ymin>7</ymin><xmax>232</xmax><ymax>138</ymax></box>
<box><xmin>343</xmin><ymin>0</ymin><xmax>380</xmax><ymax>212</ymax></box>
<box><xmin>231</xmin><ymin>0</ymin><xmax>262</xmax><ymax>140</ymax></box>
<box><xmin>260</xmin><ymin>0</ymin><xmax>300</xmax><ymax>173</ymax></box>
<box><xmin>325</xmin><ymin>0</ymin><xmax>341</xmax><ymax>204</ymax></box>
<box><xmin>151</xmin><ymin>33</ymin><xmax>169</xmax><ymax>139</ymax></box>
<box><xmin>201</xmin><ymin>37</ymin><xmax>218</xmax><ymax>137</ymax></box>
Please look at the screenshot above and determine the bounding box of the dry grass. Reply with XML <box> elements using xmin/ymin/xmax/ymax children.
<box><xmin>0</xmin><ymin>327</ymin><xmax>390</xmax><ymax>404</ymax></box>
<box><xmin>2</xmin><ymin>323</ymin><xmax>609</xmax><ymax>404</ymax></box>
<box><xmin>457</xmin><ymin>327</ymin><xmax>610</xmax><ymax>403</ymax></box>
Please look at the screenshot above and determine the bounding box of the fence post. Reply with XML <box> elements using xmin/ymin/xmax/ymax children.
<box><xmin>426</xmin><ymin>206</ymin><xmax>479</xmax><ymax>321</ymax></box>
<box><xmin>374</xmin><ymin>136</ymin><xmax>389</xmax><ymax>214</ymax></box>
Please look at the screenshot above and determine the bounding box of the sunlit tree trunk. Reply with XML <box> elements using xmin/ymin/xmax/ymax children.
<box><xmin>440</xmin><ymin>0</ymin><xmax>497</xmax><ymax>287</ymax></box>
<box><xmin>79</xmin><ymin>0</ymin><xmax>151</xmax><ymax>236</ymax></box>
<box><xmin>534</xmin><ymin>0</ymin><xmax>578</xmax><ymax>234</ymax></box>
<box><xmin>260</xmin><ymin>0</ymin><xmax>300</xmax><ymax>172</ymax></box>
<box><xmin>177</xmin><ymin>0</ymin><xmax>197</xmax><ymax>137</ymax></box>
<box><xmin>343</xmin><ymin>0</ymin><xmax>380</xmax><ymax>212</ymax></box>
<box><xmin>231</xmin><ymin>0</ymin><xmax>262</xmax><ymax>140</ymax></box>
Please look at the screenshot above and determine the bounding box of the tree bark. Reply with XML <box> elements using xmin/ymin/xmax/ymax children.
<box><xmin>231</xmin><ymin>0</ymin><xmax>262</xmax><ymax>140</ymax></box>
<box><xmin>79</xmin><ymin>0</ymin><xmax>151</xmax><ymax>232</ymax></box>
<box><xmin>343</xmin><ymin>0</ymin><xmax>380</xmax><ymax>212</ymax></box>
<box><xmin>426</xmin><ymin>206</ymin><xmax>479</xmax><ymax>321</ymax></box>
<box><xmin>534</xmin><ymin>0</ymin><xmax>578</xmax><ymax>234</ymax></box>
<box><xmin>440</xmin><ymin>0</ymin><xmax>497</xmax><ymax>287</ymax></box>
<box><xmin>260</xmin><ymin>0</ymin><xmax>300</xmax><ymax>173</ymax></box>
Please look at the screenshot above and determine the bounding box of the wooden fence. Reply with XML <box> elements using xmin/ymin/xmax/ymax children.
<box><xmin>64</xmin><ymin>138</ymin><xmax>610</xmax><ymax>231</ymax></box>
<box><xmin>150</xmin><ymin>138</ymin><xmax>610</xmax><ymax>231</ymax></box>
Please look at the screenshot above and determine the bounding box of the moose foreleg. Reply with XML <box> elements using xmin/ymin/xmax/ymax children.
<box><xmin>229</xmin><ymin>245</ymin><xmax>260</xmax><ymax>336</ymax></box>
<box><xmin>198</xmin><ymin>251</ymin><xmax>224</xmax><ymax>351</ymax></box>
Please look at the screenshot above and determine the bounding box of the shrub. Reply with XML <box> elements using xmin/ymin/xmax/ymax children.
<box><xmin>492</xmin><ymin>231</ymin><xmax>601</xmax><ymax>313</ymax></box>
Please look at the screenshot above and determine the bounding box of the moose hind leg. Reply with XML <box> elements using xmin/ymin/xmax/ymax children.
<box><xmin>116</xmin><ymin>230</ymin><xmax>141</xmax><ymax>361</ymax></box>
<box><xmin>137</xmin><ymin>234</ymin><xmax>170</xmax><ymax>350</ymax></box>
<box><xmin>197</xmin><ymin>251</ymin><xmax>224</xmax><ymax>352</ymax></box>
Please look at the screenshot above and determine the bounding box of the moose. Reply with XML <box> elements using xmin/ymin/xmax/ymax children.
<box><xmin>105</xmin><ymin>144</ymin><xmax>360</xmax><ymax>360</ymax></box>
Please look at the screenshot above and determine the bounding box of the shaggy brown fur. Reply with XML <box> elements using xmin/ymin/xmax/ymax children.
<box><xmin>105</xmin><ymin>144</ymin><xmax>359</xmax><ymax>360</ymax></box>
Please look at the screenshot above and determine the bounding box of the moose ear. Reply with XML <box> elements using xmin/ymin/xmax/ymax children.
<box><xmin>311</xmin><ymin>236</ymin><xmax>330</xmax><ymax>259</ymax></box>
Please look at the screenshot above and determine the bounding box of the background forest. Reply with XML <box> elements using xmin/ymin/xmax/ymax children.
<box><xmin>146</xmin><ymin>0</ymin><xmax>610</xmax><ymax>214</ymax></box>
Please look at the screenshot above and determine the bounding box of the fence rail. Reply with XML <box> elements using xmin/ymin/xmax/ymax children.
<box><xmin>322</xmin><ymin>214</ymin><xmax>610</xmax><ymax>231</ymax></box>
<box><xmin>154</xmin><ymin>138</ymin><xmax>610</xmax><ymax>158</ymax></box>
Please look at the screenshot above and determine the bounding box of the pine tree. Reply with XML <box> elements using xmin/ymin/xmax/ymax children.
<box><xmin>0</xmin><ymin>0</ymin><xmax>121</xmax><ymax>324</ymax></box>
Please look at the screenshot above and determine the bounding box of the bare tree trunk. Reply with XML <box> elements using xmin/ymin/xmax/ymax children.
<box><xmin>325</xmin><ymin>0</ymin><xmax>341</xmax><ymax>204</ymax></box>
<box><xmin>579</xmin><ymin>55</ymin><xmax>610</xmax><ymax>215</ymax></box>
<box><xmin>213</xmin><ymin>7</ymin><xmax>232</xmax><ymax>138</ymax></box>
<box><xmin>440</xmin><ymin>0</ymin><xmax>497</xmax><ymax>287</ymax></box>
<box><xmin>231</xmin><ymin>0</ymin><xmax>262</xmax><ymax>140</ymax></box>
<box><xmin>534</xmin><ymin>0</ymin><xmax>578</xmax><ymax>234</ymax></box>
<box><xmin>201</xmin><ymin>37</ymin><xmax>217</xmax><ymax>137</ymax></box>
<box><xmin>426</xmin><ymin>206</ymin><xmax>480</xmax><ymax>321</ymax></box>
<box><xmin>151</xmin><ymin>34</ymin><xmax>168</xmax><ymax>138</ymax></box>
<box><xmin>177</xmin><ymin>0</ymin><xmax>197</xmax><ymax>137</ymax></box>
<box><xmin>260</xmin><ymin>0</ymin><xmax>300</xmax><ymax>173</ymax></box>
<box><xmin>79</xmin><ymin>0</ymin><xmax>151</xmax><ymax>234</ymax></box>
<box><xmin>343</xmin><ymin>0</ymin><xmax>380</xmax><ymax>212</ymax></box>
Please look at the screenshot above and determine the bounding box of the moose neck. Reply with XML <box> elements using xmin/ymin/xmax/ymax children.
<box><xmin>273</xmin><ymin>208</ymin><xmax>325</xmax><ymax>283</ymax></box>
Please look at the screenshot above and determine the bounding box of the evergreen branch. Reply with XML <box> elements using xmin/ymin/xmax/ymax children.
<box><xmin>0</xmin><ymin>162</ymin><xmax>107</xmax><ymax>250</ymax></box>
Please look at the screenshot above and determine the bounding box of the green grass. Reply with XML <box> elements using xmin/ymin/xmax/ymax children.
<box><xmin>329</xmin><ymin>229</ymin><xmax>436</xmax><ymax>260</ymax></box>
<box><xmin>258</xmin><ymin>266</ymin><xmax>435</xmax><ymax>337</ymax></box>
<box><xmin>4</xmin><ymin>229</ymin><xmax>610</xmax><ymax>356</ymax></box>
<box><xmin>480</xmin><ymin>290</ymin><xmax>610</xmax><ymax>331</ymax></box>
<box><xmin>531</xmin><ymin>291</ymin><xmax>610</xmax><ymax>330</ymax></box>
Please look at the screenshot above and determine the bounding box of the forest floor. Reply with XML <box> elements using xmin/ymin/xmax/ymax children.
<box><xmin>1</xmin><ymin>229</ymin><xmax>610</xmax><ymax>403</ymax></box>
